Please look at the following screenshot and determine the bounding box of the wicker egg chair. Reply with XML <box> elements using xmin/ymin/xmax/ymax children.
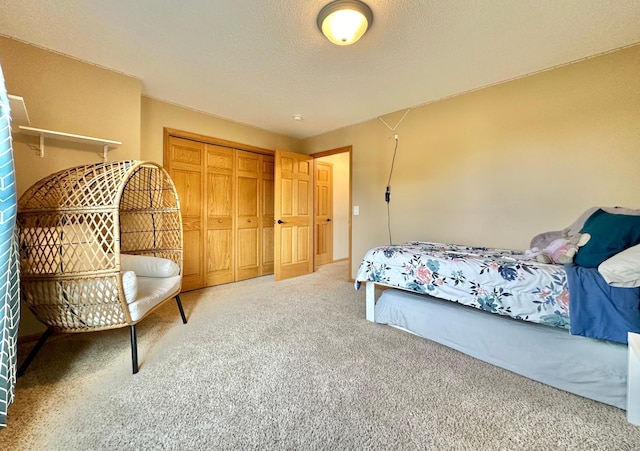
<box><xmin>17</xmin><ymin>160</ymin><xmax>187</xmax><ymax>374</ymax></box>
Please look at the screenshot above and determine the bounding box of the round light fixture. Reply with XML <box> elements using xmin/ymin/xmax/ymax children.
<box><xmin>317</xmin><ymin>0</ymin><xmax>373</xmax><ymax>46</ymax></box>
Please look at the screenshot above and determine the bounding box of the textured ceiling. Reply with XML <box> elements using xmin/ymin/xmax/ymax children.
<box><xmin>1</xmin><ymin>0</ymin><xmax>639</xmax><ymax>139</ymax></box>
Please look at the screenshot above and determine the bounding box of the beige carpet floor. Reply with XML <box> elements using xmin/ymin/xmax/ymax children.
<box><xmin>1</xmin><ymin>261</ymin><xmax>639</xmax><ymax>450</ymax></box>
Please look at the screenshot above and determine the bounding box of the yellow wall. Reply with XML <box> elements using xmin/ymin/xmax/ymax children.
<box><xmin>302</xmin><ymin>45</ymin><xmax>640</xmax><ymax>277</ymax></box>
<box><xmin>140</xmin><ymin>96</ymin><xmax>301</xmax><ymax>162</ymax></box>
<box><xmin>0</xmin><ymin>36</ymin><xmax>142</xmax><ymax>197</ymax></box>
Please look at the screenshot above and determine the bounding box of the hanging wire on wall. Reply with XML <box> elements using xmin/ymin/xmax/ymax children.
<box><xmin>377</xmin><ymin>109</ymin><xmax>410</xmax><ymax>245</ymax></box>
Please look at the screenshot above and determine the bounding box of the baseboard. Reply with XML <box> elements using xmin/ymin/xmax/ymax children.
<box><xmin>18</xmin><ymin>331</ymin><xmax>47</xmax><ymax>346</ymax></box>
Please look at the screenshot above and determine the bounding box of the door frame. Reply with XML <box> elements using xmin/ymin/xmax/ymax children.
<box><xmin>164</xmin><ymin>128</ymin><xmax>275</xmax><ymax>157</ymax></box>
<box><xmin>310</xmin><ymin>146</ymin><xmax>353</xmax><ymax>282</ymax></box>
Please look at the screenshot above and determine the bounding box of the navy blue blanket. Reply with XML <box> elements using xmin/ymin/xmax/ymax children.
<box><xmin>566</xmin><ymin>263</ymin><xmax>640</xmax><ymax>344</ymax></box>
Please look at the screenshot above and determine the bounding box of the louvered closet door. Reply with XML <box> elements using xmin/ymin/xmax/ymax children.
<box><xmin>206</xmin><ymin>145</ymin><xmax>235</xmax><ymax>285</ymax></box>
<box><xmin>166</xmin><ymin>137</ymin><xmax>205</xmax><ymax>291</ymax></box>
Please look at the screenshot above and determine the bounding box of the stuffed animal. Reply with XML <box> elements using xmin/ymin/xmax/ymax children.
<box><xmin>532</xmin><ymin>233</ymin><xmax>591</xmax><ymax>264</ymax></box>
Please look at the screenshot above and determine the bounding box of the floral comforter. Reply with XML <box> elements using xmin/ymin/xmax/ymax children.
<box><xmin>355</xmin><ymin>241</ymin><xmax>570</xmax><ymax>329</ymax></box>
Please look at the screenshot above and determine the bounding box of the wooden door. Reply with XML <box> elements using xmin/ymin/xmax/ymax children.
<box><xmin>261</xmin><ymin>155</ymin><xmax>275</xmax><ymax>275</ymax></box>
<box><xmin>314</xmin><ymin>160</ymin><xmax>333</xmax><ymax>268</ymax></box>
<box><xmin>274</xmin><ymin>149</ymin><xmax>313</xmax><ymax>281</ymax></box>
<box><xmin>235</xmin><ymin>150</ymin><xmax>260</xmax><ymax>281</ymax></box>
<box><xmin>205</xmin><ymin>145</ymin><xmax>235</xmax><ymax>285</ymax></box>
<box><xmin>165</xmin><ymin>136</ymin><xmax>204</xmax><ymax>291</ymax></box>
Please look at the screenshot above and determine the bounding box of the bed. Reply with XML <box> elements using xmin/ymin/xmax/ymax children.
<box><xmin>355</xmin><ymin>207</ymin><xmax>640</xmax><ymax>422</ymax></box>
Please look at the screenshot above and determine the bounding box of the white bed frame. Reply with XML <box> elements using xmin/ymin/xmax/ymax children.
<box><xmin>364</xmin><ymin>281</ymin><xmax>639</xmax><ymax>425</ymax></box>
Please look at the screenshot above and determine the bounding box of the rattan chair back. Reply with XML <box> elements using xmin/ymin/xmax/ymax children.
<box><xmin>17</xmin><ymin>160</ymin><xmax>183</xmax><ymax>333</ymax></box>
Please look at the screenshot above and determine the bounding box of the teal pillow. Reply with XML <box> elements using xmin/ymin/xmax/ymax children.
<box><xmin>574</xmin><ymin>209</ymin><xmax>640</xmax><ymax>268</ymax></box>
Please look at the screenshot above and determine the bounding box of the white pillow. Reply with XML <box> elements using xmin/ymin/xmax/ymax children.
<box><xmin>120</xmin><ymin>254</ymin><xmax>180</xmax><ymax>278</ymax></box>
<box><xmin>598</xmin><ymin>243</ymin><xmax>640</xmax><ymax>288</ymax></box>
<box><xmin>122</xmin><ymin>270</ymin><xmax>138</xmax><ymax>303</ymax></box>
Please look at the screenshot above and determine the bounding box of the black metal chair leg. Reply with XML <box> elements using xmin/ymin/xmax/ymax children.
<box><xmin>130</xmin><ymin>325</ymin><xmax>138</xmax><ymax>374</ymax></box>
<box><xmin>17</xmin><ymin>328</ymin><xmax>54</xmax><ymax>377</ymax></box>
<box><xmin>176</xmin><ymin>294</ymin><xmax>187</xmax><ymax>324</ymax></box>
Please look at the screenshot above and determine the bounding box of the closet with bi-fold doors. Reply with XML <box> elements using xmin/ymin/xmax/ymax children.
<box><xmin>163</xmin><ymin>129</ymin><xmax>274</xmax><ymax>291</ymax></box>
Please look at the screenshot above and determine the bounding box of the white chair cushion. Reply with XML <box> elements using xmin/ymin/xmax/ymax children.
<box><xmin>121</xmin><ymin>254</ymin><xmax>180</xmax><ymax>278</ymax></box>
<box><xmin>122</xmin><ymin>270</ymin><xmax>138</xmax><ymax>303</ymax></box>
<box><xmin>127</xmin><ymin>275</ymin><xmax>181</xmax><ymax>322</ymax></box>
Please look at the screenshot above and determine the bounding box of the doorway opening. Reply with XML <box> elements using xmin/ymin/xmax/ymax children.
<box><xmin>311</xmin><ymin>146</ymin><xmax>352</xmax><ymax>281</ymax></box>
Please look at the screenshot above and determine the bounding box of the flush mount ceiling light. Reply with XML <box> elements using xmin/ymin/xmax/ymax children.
<box><xmin>317</xmin><ymin>0</ymin><xmax>373</xmax><ymax>46</ymax></box>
